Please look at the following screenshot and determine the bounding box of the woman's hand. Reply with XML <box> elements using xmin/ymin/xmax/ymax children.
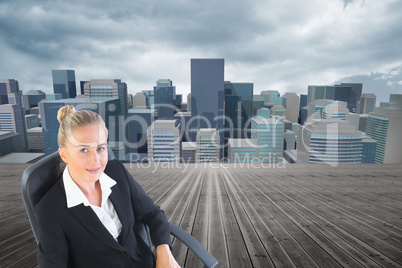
<box><xmin>156</xmin><ymin>244</ymin><xmax>180</xmax><ymax>268</ymax></box>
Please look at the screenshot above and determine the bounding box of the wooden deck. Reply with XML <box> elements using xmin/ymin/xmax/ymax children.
<box><xmin>1</xmin><ymin>162</ymin><xmax>402</xmax><ymax>267</ymax></box>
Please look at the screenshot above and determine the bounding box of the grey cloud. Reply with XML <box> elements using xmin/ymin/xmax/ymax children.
<box><xmin>0</xmin><ymin>0</ymin><xmax>401</xmax><ymax>100</ymax></box>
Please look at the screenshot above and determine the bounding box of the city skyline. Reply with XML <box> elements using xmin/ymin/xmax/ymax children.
<box><xmin>1</xmin><ymin>0</ymin><xmax>401</xmax><ymax>105</ymax></box>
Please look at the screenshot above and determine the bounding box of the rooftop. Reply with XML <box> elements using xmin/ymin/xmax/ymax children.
<box><xmin>1</xmin><ymin>163</ymin><xmax>402</xmax><ymax>267</ymax></box>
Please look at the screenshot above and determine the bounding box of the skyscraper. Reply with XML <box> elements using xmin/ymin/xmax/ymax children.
<box><xmin>322</xmin><ymin>101</ymin><xmax>349</xmax><ymax>120</ymax></box>
<box><xmin>365</xmin><ymin>97</ymin><xmax>402</xmax><ymax>163</ymax></box>
<box><xmin>282</xmin><ymin>93</ymin><xmax>300</xmax><ymax>123</ymax></box>
<box><xmin>147</xmin><ymin>120</ymin><xmax>181</xmax><ymax>163</ymax></box>
<box><xmin>334</xmin><ymin>83</ymin><xmax>362</xmax><ymax>112</ymax></box>
<box><xmin>191</xmin><ymin>58</ymin><xmax>224</xmax><ymax>131</ymax></box>
<box><xmin>0</xmin><ymin>104</ymin><xmax>27</xmax><ymax>152</ymax></box>
<box><xmin>196</xmin><ymin>128</ymin><xmax>220</xmax><ymax>163</ymax></box>
<box><xmin>224</xmin><ymin>81</ymin><xmax>253</xmax><ymax>140</ymax></box>
<box><xmin>22</xmin><ymin>90</ymin><xmax>46</xmax><ymax>111</ymax></box>
<box><xmin>127</xmin><ymin>108</ymin><xmax>157</xmax><ymax>154</ymax></box>
<box><xmin>154</xmin><ymin>79</ymin><xmax>175</xmax><ymax>119</ymax></box>
<box><xmin>52</xmin><ymin>70</ymin><xmax>77</xmax><ymax>99</ymax></box>
<box><xmin>0</xmin><ymin>79</ymin><xmax>22</xmax><ymax>106</ymax></box>
<box><xmin>308</xmin><ymin>83</ymin><xmax>362</xmax><ymax>112</ymax></box>
<box><xmin>251</xmin><ymin>117</ymin><xmax>284</xmax><ymax>163</ymax></box>
<box><xmin>357</xmin><ymin>93</ymin><xmax>376</xmax><ymax>114</ymax></box>
<box><xmin>83</xmin><ymin>79</ymin><xmax>128</xmax><ymax>117</ymax></box>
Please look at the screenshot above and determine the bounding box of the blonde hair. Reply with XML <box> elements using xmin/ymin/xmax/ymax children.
<box><xmin>57</xmin><ymin>105</ymin><xmax>108</xmax><ymax>148</ymax></box>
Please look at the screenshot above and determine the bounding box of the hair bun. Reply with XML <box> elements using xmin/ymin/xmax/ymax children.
<box><xmin>57</xmin><ymin>105</ymin><xmax>77</xmax><ymax>123</ymax></box>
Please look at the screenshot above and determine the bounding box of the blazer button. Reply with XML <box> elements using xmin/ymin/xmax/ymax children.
<box><xmin>119</xmin><ymin>250</ymin><xmax>127</xmax><ymax>255</ymax></box>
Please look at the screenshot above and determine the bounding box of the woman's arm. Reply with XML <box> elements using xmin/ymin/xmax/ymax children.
<box><xmin>36</xmin><ymin>202</ymin><xmax>69</xmax><ymax>268</ymax></box>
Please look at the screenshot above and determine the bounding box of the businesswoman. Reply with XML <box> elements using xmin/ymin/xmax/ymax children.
<box><xmin>36</xmin><ymin>106</ymin><xmax>180</xmax><ymax>267</ymax></box>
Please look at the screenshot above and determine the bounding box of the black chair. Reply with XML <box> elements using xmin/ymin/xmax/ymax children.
<box><xmin>22</xmin><ymin>148</ymin><xmax>218</xmax><ymax>268</ymax></box>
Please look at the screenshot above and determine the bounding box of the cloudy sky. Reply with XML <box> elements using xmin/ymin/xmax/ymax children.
<box><xmin>1</xmin><ymin>0</ymin><xmax>401</xmax><ymax>104</ymax></box>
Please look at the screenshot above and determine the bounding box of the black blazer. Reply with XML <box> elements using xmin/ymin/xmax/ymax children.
<box><xmin>35</xmin><ymin>160</ymin><xmax>171</xmax><ymax>268</ymax></box>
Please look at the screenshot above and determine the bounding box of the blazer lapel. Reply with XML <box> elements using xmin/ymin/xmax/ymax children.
<box><xmin>109</xmin><ymin>184</ymin><xmax>131</xmax><ymax>245</ymax></box>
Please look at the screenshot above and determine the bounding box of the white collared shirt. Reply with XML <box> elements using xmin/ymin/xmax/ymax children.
<box><xmin>63</xmin><ymin>166</ymin><xmax>123</xmax><ymax>240</ymax></box>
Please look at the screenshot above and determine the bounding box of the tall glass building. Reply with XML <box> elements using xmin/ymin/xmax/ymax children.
<box><xmin>154</xmin><ymin>79</ymin><xmax>175</xmax><ymax>119</ymax></box>
<box><xmin>191</xmin><ymin>59</ymin><xmax>224</xmax><ymax>130</ymax></box>
<box><xmin>52</xmin><ymin>70</ymin><xmax>77</xmax><ymax>99</ymax></box>
<box><xmin>251</xmin><ymin>117</ymin><xmax>284</xmax><ymax>163</ymax></box>
<box><xmin>224</xmin><ymin>81</ymin><xmax>253</xmax><ymax>141</ymax></box>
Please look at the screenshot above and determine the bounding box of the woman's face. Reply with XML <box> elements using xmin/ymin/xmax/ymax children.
<box><xmin>59</xmin><ymin>123</ymin><xmax>108</xmax><ymax>185</ymax></box>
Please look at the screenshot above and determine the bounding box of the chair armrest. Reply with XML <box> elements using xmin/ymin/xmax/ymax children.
<box><xmin>169</xmin><ymin>222</ymin><xmax>218</xmax><ymax>268</ymax></box>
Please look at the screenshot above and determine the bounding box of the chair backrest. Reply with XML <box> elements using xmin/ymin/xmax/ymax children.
<box><xmin>21</xmin><ymin>147</ymin><xmax>128</xmax><ymax>244</ymax></box>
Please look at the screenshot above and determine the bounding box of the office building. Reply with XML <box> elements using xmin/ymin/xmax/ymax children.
<box><xmin>297</xmin><ymin>119</ymin><xmax>363</xmax><ymax>164</ymax></box>
<box><xmin>25</xmin><ymin>114</ymin><xmax>40</xmax><ymax>129</ymax></box>
<box><xmin>39</xmin><ymin>98</ymin><xmax>123</xmax><ymax>158</ymax></box>
<box><xmin>0</xmin><ymin>79</ymin><xmax>22</xmax><ymax>106</ymax></box>
<box><xmin>154</xmin><ymin>79</ymin><xmax>175</xmax><ymax>119</ymax></box>
<box><xmin>22</xmin><ymin>90</ymin><xmax>46</xmax><ymax>111</ymax></box>
<box><xmin>147</xmin><ymin>120</ymin><xmax>181</xmax><ymax>163</ymax></box>
<box><xmin>307</xmin><ymin>85</ymin><xmax>333</xmax><ymax>105</ymax></box>
<box><xmin>334</xmin><ymin>83</ymin><xmax>362</xmax><ymax>112</ymax></box>
<box><xmin>191</xmin><ymin>58</ymin><xmax>224</xmax><ymax>131</ymax></box>
<box><xmin>187</xmin><ymin>93</ymin><xmax>191</xmax><ymax>113</ymax></box>
<box><xmin>256</xmin><ymin>108</ymin><xmax>270</xmax><ymax>119</ymax></box>
<box><xmin>358</xmin><ymin>114</ymin><xmax>368</xmax><ymax>132</ymax></box>
<box><xmin>83</xmin><ymin>79</ymin><xmax>128</xmax><ymax>117</ymax></box>
<box><xmin>0</xmin><ymin>131</ymin><xmax>17</xmax><ymax>156</ymax></box>
<box><xmin>252</xmin><ymin>95</ymin><xmax>265</xmax><ymax>116</ymax></box>
<box><xmin>175</xmin><ymin>94</ymin><xmax>182</xmax><ymax>109</ymax></box>
<box><xmin>284</xmin><ymin>130</ymin><xmax>296</xmax><ymax>150</ymax></box>
<box><xmin>133</xmin><ymin>92</ymin><xmax>147</xmax><ymax>108</ymax></box>
<box><xmin>366</xmin><ymin>105</ymin><xmax>402</xmax><ymax>163</ymax></box>
<box><xmin>80</xmin><ymin>81</ymin><xmax>89</xmax><ymax>95</ymax></box>
<box><xmin>361</xmin><ymin>134</ymin><xmax>376</xmax><ymax>164</ymax></box>
<box><xmin>299</xmin><ymin>94</ymin><xmax>307</xmax><ymax>114</ymax></box>
<box><xmin>224</xmin><ymin>81</ymin><xmax>253</xmax><ymax>141</ymax></box>
<box><xmin>127</xmin><ymin>109</ymin><xmax>157</xmax><ymax>154</ymax></box>
<box><xmin>271</xmin><ymin>105</ymin><xmax>286</xmax><ymax>117</ymax></box>
<box><xmin>46</xmin><ymin>93</ymin><xmax>63</xmax><ymax>101</ymax></box>
<box><xmin>0</xmin><ymin>104</ymin><xmax>27</xmax><ymax>152</ymax></box>
<box><xmin>27</xmin><ymin>127</ymin><xmax>44</xmax><ymax>153</ymax></box>
<box><xmin>282</xmin><ymin>93</ymin><xmax>299</xmax><ymax>123</ymax></box>
<box><xmin>308</xmin><ymin>83</ymin><xmax>362</xmax><ymax>113</ymax></box>
<box><xmin>228</xmin><ymin>139</ymin><xmax>257</xmax><ymax>163</ymax></box>
<box><xmin>142</xmin><ymin>90</ymin><xmax>154</xmax><ymax>108</ymax></box>
<box><xmin>322</xmin><ymin>101</ymin><xmax>349</xmax><ymax>120</ymax></box>
<box><xmin>181</xmin><ymin>142</ymin><xmax>196</xmax><ymax>163</ymax></box>
<box><xmin>251</xmin><ymin>117</ymin><xmax>284</xmax><ymax>163</ymax></box>
<box><xmin>52</xmin><ymin>70</ymin><xmax>77</xmax><ymax>99</ymax></box>
<box><xmin>196</xmin><ymin>128</ymin><xmax>220</xmax><ymax>163</ymax></box>
<box><xmin>357</xmin><ymin>94</ymin><xmax>376</xmax><ymax>114</ymax></box>
<box><xmin>348</xmin><ymin>113</ymin><xmax>360</xmax><ymax>130</ymax></box>
<box><xmin>261</xmin><ymin>90</ymin><xmax>280</xmax><ymax>106</ymax></box>
<box><xmin>174</xmin><ymin>111</ymin><xmax>191</xmax><ymax>142</ymax></box>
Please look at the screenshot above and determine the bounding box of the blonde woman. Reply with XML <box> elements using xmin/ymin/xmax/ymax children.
<box><xmin>36</xmin><ymin>106</ymin><xmax>179</xmax><ymax>268</ymax></box>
